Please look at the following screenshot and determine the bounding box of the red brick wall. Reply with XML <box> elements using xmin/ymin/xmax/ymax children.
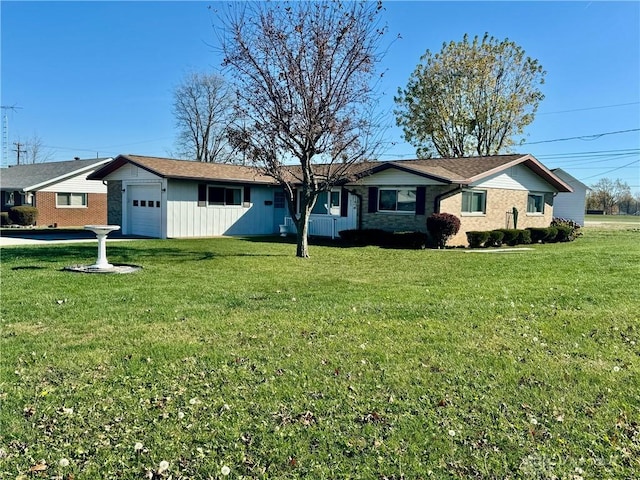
<box><xmin>35</xmin><ymin>192</ymin><xmax>107</xmax><ymax>227</ymax></box>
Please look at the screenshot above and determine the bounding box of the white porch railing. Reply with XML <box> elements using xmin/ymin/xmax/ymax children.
<box><xmin>284</xmin><ymin>216</ymin><xmax>354</xmax><ymax>239</ymax></box>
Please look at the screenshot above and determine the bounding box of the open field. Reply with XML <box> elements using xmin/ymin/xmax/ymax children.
<box><xmin>1</xmin><ymin>225</ymin><xmax>639</xmax><ymax>479</ymax></box>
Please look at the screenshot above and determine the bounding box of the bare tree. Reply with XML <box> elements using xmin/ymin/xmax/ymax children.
<box><xmin>218</xmin><ymin>0</ymin><xmax>387</xmax><ymax>257</ymax></box>
<box><xmin>173</xmin><ymin>72</ymin><xmax>239</xmax><ymax>163</ymax></box>
<box><xmin>587</xmin><ymin>178</ymin><xmax>631</xmax><ymax>214</ymax></box>
<box><xmin>19</xmin><ymin>133</ymin><xmax>53</xmax><ymax>164</ymax></box>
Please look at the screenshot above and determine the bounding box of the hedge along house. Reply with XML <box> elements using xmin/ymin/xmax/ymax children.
<box><xmin>346</xmin><ymin>154</ymin><xmax>573</xmax><ymax>245</ymax></box>
<box><xmin>90</xmin><ymin>153</ymin><xmax>571</xmax><ymax>245</ymax></box>
<box><xmin>88</xmin><ymin>155</ymin><xmax>359</xmax><ymax>239</ymax></box>
<box><xmin>0</xmin><ymin>157</ymin><xmax>112</xmax><ymax>227</ymax></box>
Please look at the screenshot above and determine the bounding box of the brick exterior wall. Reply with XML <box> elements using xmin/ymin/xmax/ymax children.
<box><xmin>34</xmin><ymin>191</ymin><xmax>107</xmax><ymax>227</ymax></box>
<box><xmin>349</xmin><ymin>185</ymin><xmax>554</xmax><ymax>247</ymax></box>
<box><xmin>107</xmin><ymin>181</ymin><xmax>123</xmax><ymax>226</ymax></box>
<box><xmin>441</xmin><ymin>189</ymin><xmax>553</xmax><ymax>246</ymax></box>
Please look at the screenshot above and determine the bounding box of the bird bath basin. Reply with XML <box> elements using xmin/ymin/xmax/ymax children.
<box><xmin>85</xmin><ymin>225</ymin><xmax>120</xmax><ymax>269</ymax></box>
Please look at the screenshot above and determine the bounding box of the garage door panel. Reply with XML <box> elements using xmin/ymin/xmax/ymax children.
<box><xmin>129</xmin><ymin>185</ymin><xmax>161</xmax><ymax>237</ymax></box>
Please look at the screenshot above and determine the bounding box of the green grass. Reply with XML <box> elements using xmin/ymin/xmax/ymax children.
<box><xmin>1</xmin><ymin>228</ymin><xmax>639</xmax><ymax>479</ymax></box>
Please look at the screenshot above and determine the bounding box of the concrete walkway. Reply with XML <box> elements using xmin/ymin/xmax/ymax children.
<box><xmin>0</xmin><ymin>230</ymin><xmax>141</xmax><ymax>247</ymax></box>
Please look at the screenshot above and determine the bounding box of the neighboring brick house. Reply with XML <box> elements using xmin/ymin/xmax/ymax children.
<box><xmin>90</xmin><ymin>153</ymin><xmax>572</xmax><ymax>246</ymax></box>
<box><xmin>1</xmin><ymin>157</ymin><xmax>112</xmax><ymax>227</ymax></box>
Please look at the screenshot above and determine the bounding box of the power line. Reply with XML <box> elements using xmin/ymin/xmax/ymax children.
<box><xmin>537</xmin><ymin>101</ymin><xmax>640</xmax><ymax>116</ymax></box>
<box><xmin>523</xmin><ymin>128</ymin><xmax>640</xmax><ymax>145</ymax></box>
<box><xmin>580</xmin><ymin>159</ymin><xmax>640</xmax><ymax>180</ymax></box>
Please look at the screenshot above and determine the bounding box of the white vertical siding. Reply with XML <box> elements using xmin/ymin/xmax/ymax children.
<box><xmin>552</xmin><ymin>169</ymin><xmax>587</xmax><ymax>225</ymax></box>
<box><xmin>166</xmin><ymin>180</ymin><xmax>278</xmax><ymax>237</ymax></box>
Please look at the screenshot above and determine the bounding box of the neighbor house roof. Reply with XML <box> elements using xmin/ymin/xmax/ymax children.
<box><xmin>88</xmin><ymin>154</ymin><xmax>278</xmax><ymax>185</ymax></box>
<box><xmin>0</xmin><ymin>158</ymin><xmax>113</xmax><ymax>191</ymax></box>
<box><xmin>350</xmin><ymin>154</ymin><xmax>573</xmax><ymax>192</ymax></box>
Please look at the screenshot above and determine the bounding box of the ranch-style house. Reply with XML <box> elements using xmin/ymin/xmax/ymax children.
<box><xmin>88</xmin><ymin>153</ymin><xmax>573</xmax><ymax>246</ymax></box>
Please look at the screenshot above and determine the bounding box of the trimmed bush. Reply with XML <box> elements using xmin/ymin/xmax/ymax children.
<box><xmin>339</xmin><ymin>229</ymin><xmax>389</xmax><ymax>246</ymax></box>
<box><xmin>545</xmin><ymin>226</ymin><xmax>559</xmax><ymax>243</ymax></box>
<box><xmin>486</xmin><ymin>230</ymin><xmax>505</xmax><ymax>247</ymax></box>
<box><xmin>527</xmin><ymin>227</ymin><xmax>548</xmax><ymax>243</ymax></box>
<box><xmin>517</xmin><ymin>229</ymin><xmax>532</xmax><ymax>245</ymax></box>
<box><xmin>426</xmin><ymin>213</ymin><xmax>461</xmax><ymax>249</ymax></box>
<box><xmin>551</xmin><ymin>217</ymin><xmax>582</xmax><ymax>241</ymax></box>
<box><xmin>526</xmin><ymin>227</ymin><xmax>557</xmax><ymax>243</ymax></box>
<box><xmin>338</xmin><ymin>229</ymin><xmax>427</xmax><ymax>249</ymax></box>
<box><xmin>466</xmin><ymin>231</ymin><xmax>490</xmax><ymax>249</ymax></box>
<box><xmin>0</xmin><ymin>212</ymin><xmax>11</xmax><ymax>226</ymax></box>
<box><xmin>8</xmin><ymin>206</ymin><xmax>38</xmax><ymax>226</ymax></box>
<box><xmin>498</xmin><ymin>229</ymin><xmax>520</xmax><ymax>246</ymax></box>
<box><xmin>554</xmin><ymin>225</ymin><xmax>573</xmax><ymax>242</ymax></box>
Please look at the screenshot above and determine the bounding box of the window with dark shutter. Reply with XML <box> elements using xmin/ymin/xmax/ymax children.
<box><xmin>243</xmin><ymin>186</ymin><xmax>251</xmax><ymax>203</ymax></box>
<box><xmin>198</xmin><ymin>184</ymin><xmax>207</xmax><ymax>207</ymax></box>
<box><xmin>340</xmin><ymin>189</ymin><xmax>349</xmax><ymax>217</ymax></box>
<box><xmin>416</xmin><ymin>186</ymin><xmax>426</xmax><ymax>215</ymax></box>
<box><xmin>368</xmin><ymin>187</ymin><xmax>378</xmax><ymax>213</ymax></box>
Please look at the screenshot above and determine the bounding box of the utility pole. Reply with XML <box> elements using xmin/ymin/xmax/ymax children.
<box><xmin>13</xmin><ymin>141</ymin><xmax>26</xmax><ymax>165</ymax></box>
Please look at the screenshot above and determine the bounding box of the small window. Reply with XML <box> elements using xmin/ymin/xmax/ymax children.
<box><xmin>274</xmin><ymin>191</ymin><xmax>286</xmax><ymax>209</ymax></box>
<box><xmin>5</xmin><ymin>192</ymin><xmax>15</xmax><ymax>206</ymax></box>
<box><xmin>208</xmin><ymin>186</ymin><xmax>242</xmax><ymax>206</ymax></box>
<box><xmin>133</xmin><ymin>200</ymin><xmax>139</xmax><ymax>206</ymax></box>
<box><xmin>527</xmin><ymin>193</ymin><xmax>545</xmax><ymax>214</ymax></box>
<box><xmin>311</xmin><ymin>190</ymin><xmax>341</xmax><ymax>215</ymax></box>
<box><xmin>56</xmin><ymin>193</ymin><xmax>87</xmax><ymax>207</ymax></box>
<box><xmin>378</xmin><ymin>188</ymin><xmax>416</xmax><ymax>212</ymax></box>
<box><xmin>156</xmin><ymin>201</ymin><xmax>161</xmax><ymax>208</ymax></box>
<box><xmin>148</xmin><ymin>200</ymin><xmax>154</xmax><ymax>207</ymax></box>
<box><xmin>141</xmin><ymin>200</ymin><xmax>146</xmax><ymax>207</ymax></box>
<box><xmin>461</xmin><ymin>190</ymin><xmax>486</xmax><ymax>214</ymax></box>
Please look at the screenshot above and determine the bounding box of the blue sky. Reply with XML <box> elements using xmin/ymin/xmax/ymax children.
<box><xmin>2</xmin><ymin>1</ymin><xmax>639</xmax><ymax>192</ymax></box>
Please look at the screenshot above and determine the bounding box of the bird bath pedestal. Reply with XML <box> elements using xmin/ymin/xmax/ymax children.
<box><xmin>85</xmin><ymin>225</ymin><xmax>120</xmax><ymax>270</ymax></box>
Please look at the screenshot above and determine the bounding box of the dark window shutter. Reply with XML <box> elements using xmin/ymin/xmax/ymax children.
<box><xmin>340</xmin><ymin>189</ymin><xmax>349</xmax><ymax>217</ymax></box>
<box><xmin>197</xmin><ymin>184</ymin><xmax>207</xmax><ymax>207</ymax></box>
<box><xmin>243</xmin><ymin>186</ymin><xmax>251</xmax><ymax>203</ymax></box>
<box><xmin>416</xmin><ymin>186</ymin><xmax>426</xmax><ymax>215</ymax></box>
<box><xmin>368</xmin><ymin>187</ymin><xmax>378</xmax><ymax>213</ymax></box>
<box><xmin>292</xmin><ymin>190</ymin><xmax>298</xmax><ymax>215</ymax></box>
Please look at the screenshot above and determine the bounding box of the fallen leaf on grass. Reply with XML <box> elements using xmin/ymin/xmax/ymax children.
<box><xmin>29</xmin><ymin>461</ymin><xmax>47</xmax><ymax>472</ymax></box>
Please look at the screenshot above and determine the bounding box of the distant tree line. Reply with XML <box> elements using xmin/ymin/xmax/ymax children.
<box><xmin>586</xmin><ymin>178</ymin><xmax>639</xmax><ymax>215</ymax></box>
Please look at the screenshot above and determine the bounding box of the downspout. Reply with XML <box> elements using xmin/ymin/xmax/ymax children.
<box><xmin>434</xmin><ymin>184</ymin><xmax>463</xmax><ymax>214</ymax></box>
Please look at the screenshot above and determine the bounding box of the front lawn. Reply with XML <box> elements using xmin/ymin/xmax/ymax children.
<box><xmin>1</xmin><ymin>227</ymin><xmax>638</xmax><ymax>479</ymax></box>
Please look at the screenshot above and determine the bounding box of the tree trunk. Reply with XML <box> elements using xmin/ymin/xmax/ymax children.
<box><xmin>295</xmin><ymin>205</ymin><xmax>312</xmax><ymax>258</ymax></box>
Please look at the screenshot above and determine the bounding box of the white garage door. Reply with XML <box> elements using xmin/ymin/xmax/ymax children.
<box><xmin>128</xmin><ymin>184</ymin><xmax>162</xmax><ymax>237</ymax></box>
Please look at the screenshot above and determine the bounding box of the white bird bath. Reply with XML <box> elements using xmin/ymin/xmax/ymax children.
<box><xmin>85</xmin><ymin>225</ymin><xmax>120</xmax><ymax>270</ymax></box>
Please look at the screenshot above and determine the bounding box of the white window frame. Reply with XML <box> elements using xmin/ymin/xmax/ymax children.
<box><xmin>378</xmin><ymin>187</ymin><xmax>416</xmax><ymax>213</ymax></box>
<box><xmin>207</xmin><ymin>185</ymin><xmax>243</xmax><ymax>207</ymax></box>
<box><xmin>461</xmin><ymin>189</ymin><xmax>486</xmax><ymax>215</ymax></box>
<box><xmin>56</xmin><ymin>192</ymin><xmax>87</xmax><ymax>208</ymax></box>
<box><xmin>311</xmin><ymin>189</ymin><xmax>341</xmax><ymax>216</ymax></box>
<box><xmin>527</xmin><ymin>192</ymin><xmax>545</xmax><ymax>214</ymax></box>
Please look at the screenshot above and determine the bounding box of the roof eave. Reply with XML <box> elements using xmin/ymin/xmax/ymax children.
<box><xmin>465</xmin><ymin>154</ymin><xmax>573</xmax><ymax>193</ymax></box>
<box><xmin>23</xmin><ymin>158</ymin><xmax>113</xmax><ymax>191</ymax></box>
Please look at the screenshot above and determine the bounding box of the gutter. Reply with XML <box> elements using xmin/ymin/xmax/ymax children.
<box><xmin>434</xmin><ymin>185</ymin><xmax>463</xmax><ymax>213</ymax></box>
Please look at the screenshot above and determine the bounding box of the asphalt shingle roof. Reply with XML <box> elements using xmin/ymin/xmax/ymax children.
<box><xmin>0</xmin><ymin>158</ymin><xmax>112</xmax><ymax>191</ymax></box>
<box><xmin>88</xmin><ymin>153</ymin><xmax>572</xmax><ymax>192</ymax></box>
